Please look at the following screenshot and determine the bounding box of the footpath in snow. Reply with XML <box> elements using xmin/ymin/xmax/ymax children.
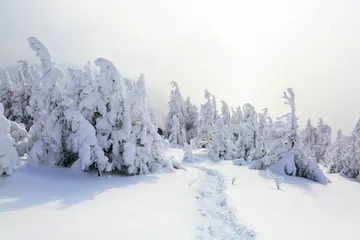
<box><xmin>189</xmin><ymin>165</ymin><xmax>255</xmax><ymax>240</ymax></box>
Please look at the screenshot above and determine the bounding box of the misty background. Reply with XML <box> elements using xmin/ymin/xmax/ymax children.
<box><xmin>1</xmin><ymin>0</ymin><xmax>359</xmax><ymax>133</ymax></box>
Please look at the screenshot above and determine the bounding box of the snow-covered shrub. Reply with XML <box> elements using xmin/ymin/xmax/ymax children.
<box><xmin>10</xmin><ymin>121</ymin><xmax>30</xmax><ymax>156</ymax></box>
<box><xmin>183</xmin><ymin>142</ymin><xmax>194</xmax><ymax>162</ymax></box>
<box><xmin>0</xmin><ymin>104</ymin><xmax>20</xmax><ymax>176</ymax></box>
<box><xmin>208</xmin><ymin>117</ymin><xmax>234</xmax><ymax>161</ymax></box>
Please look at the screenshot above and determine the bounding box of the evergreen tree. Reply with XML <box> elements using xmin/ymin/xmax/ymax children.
<box><xmin>194</xmin><ymin>90</ymin><xmax>213</xmax><ymax>148</ymax></box>
<box><xmin>164</xmin><ymin>81</ymin><xmax>186</xmax><ymax>146</ymax></box>
<box><xmin>27</xmin><ymin>37</ymin><xmax>67</xmax><ymax>165</ymax></box>
<box><xmin>184</xmin><ymin>97</ymin><xmax>199</xmax><ymax>144</ymax></box>
<box><xmin>209</xmin><ymin>117</ymin><xmax>234</xmax><ymax>161</ymax></box>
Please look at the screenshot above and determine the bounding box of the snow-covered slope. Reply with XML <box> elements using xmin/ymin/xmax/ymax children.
<box><xmin>1</xmin><ymin>148</ymin><xmax>359</xmax><ymax>240</ymax></box>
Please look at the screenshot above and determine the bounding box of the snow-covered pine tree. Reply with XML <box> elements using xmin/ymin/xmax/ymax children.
<box><xmin>164</xmin><ymin>81</ymin><xmax>187</xmax><ymax>146</ymax></box>
<box><xmin>0</xmin><ymin>69</ymin><xmax>14</xmax><ymax>119</ymax></box>
<box><xmin>209</xmin><ymin>117</ymin><xmax>234</xmax><ymax>161</ymax></box>
<box><xmin>9</xmin><ymin>60</ymin><xmax>33</xmax><ymax>130</ymax></box>
<box><xmin>63</xmin><ymin>109</ymin><xmax>111</xmax><ymax>173</ymax></box>
<box><xmin>122</xmin><ymin>74</ymin><xmax>173</xmax><ymax>174</ymax></box>
<box><xmin>184</xmin><ymin>97</ymin><xmax>199</xmax><ymax>144</ymax></box>
<box><xmin>26</xmin><ymin>37</ymin><xmax>67</xmax><ymax>166</ymax></box>
<box><xmin>248</xmin><ymin>109</ymin><xmax>269</xmax><ymax>162</ymax></box>
<box><xmin>324</xmin><ymin>129</ymin><xmax>349</xmax><ymax>174</ymax></box>
<box><xmin>340</xmin><ymin>119</ymin><xmax>360</xmax><ymax>178</ymax></box>
<box><xmin>248</xmin><ymin>89</ymin><xmax>330</xmax><ymax>184</ymax></box>
<box><xmin>221</xmin><ymin>100</ymin><xmax>231</xmax><ymax>126</ymax></box>
<box><xmin>0</xmin><ymin>103</ymin><xmax>21</xmax><ymax>176</ymax></box>
<box><xmin>234</xmin><ymin>103</ymin><xmax>257</xmax><ymax>161</ymax></box>
<box><xmin>230</xmin><ymin>106</ymin><xmax>243</xmax><ymax>141</ymax></box>
<box><xmin>314</xmin><ymin>118</ymin><xmax>332</xmax><ymax>163</ymax></box>
<box><xmin>194</xmin><ymin>90</ymin><xmax>214</xmax><ymax>148</ymax></box>
<box><xmin>301</xmin><ymin>119</ymin><xmax>317</xmax><ymax>157</ymax></box>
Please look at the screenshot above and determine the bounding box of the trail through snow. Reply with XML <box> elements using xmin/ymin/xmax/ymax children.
<box><xmin>189</xmin><ymin>165</ymin><xmax>255</xmax><ymax>240</ymax></box>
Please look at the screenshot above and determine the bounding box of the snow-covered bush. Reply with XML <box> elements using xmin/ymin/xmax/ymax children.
<box><xmin>0</xmin><ymin>104</ymin><xmax>20</xmax><ymax>176</ymax></box>
<box><xmin>183</xmin><ymin>142</ymin><xmax>194</xmax><ymax>162</ymax></box>
<box><xmin>10</xmin><ymin>121</ymin><xmax>30</xmax><ymax>156</ymax></box>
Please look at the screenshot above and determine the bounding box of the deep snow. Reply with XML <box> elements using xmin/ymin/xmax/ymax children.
<box><xmin>1</xmin><ymin>148</ymin><xmax>360</xmax><ymax>240</ymax></box>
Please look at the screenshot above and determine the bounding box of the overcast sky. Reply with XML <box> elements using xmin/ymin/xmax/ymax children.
<box><xmin>1</xmin><ymin>0</ymin><xmax>360</xmax><ymax>133</ymax></box>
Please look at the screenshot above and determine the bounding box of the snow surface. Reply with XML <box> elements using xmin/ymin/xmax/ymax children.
<box><xmin>1</xmin><ymin>148</ymin><xmax>360</xmax><ymax>240</ymax></box>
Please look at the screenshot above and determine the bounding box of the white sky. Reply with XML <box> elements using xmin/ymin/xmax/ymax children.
<box><xmin>1</xmin><ymin>0</ymin><xmax>360</xmax><ymax>133</ymax></box>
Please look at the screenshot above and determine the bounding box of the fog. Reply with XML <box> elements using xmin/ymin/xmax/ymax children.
<box><xmin>1</xmin><ymin>0</ymin><xmax>360</xmax><ymax>133</ymax></box>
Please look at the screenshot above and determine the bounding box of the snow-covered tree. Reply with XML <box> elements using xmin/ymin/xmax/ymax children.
<box><xmin>122</xmin><ymin>74</ymin><xmax>173</xmax><ymax>174</ymax></box>
<box><xmin>248</xmin><ymin>109</ymin><xmax>269</xmax><ymax>162</ymax></box>
<box><xmin>194</xmin><ymin>90</ymin><xmax>214</xmax><ymax>148</ymax></box>
<box><xmin>248</xmin><ymin>89</ymin><xmax>330</xmax><ymax>184</ymax></box>
<box><xmin>26</xmin><ymin>37</ymin><xmax>67</xmax><ymax>166</ymax></box>
<box><xmin>301</xmin><ymin>119</ymin><xmax>317</xmax><ymax>156</ymax></box>
<box><xmin>209</xmin><ymin>117</ymin><xmax>234</xmax><ymax>161</ymax></box>
<box><xmin>314</xmin><ymin>118</ymin><xmax>332</xmax><ymax>163</ymax></box>
<box><xmin>339</xmin><ymin>119</ymin><xmax>360</xmax><ymax>178</ymax></box>
<box><xmin>0</xmin><ymin>103</ymin><xmax>20</xmax><ymax>176</ymax></box>
<box><xmin>230</xmin><ymin>106</ymin><xmax>243</xmax><ymax>141</ymax></box>
<box><xmin>221</xmin><ymin>100</ymin><xmax>231</xmax><ymax>126</ymax></box>
<box><xmin>9</xmin><ymin>60</ymin><xmax>33</xmax><ymax>130</ymax></box>
<box><xmin>63</xmin><ymin>109</ymin><xmax>111</xmax><ymax>175</ymax></box>
<box><xmin>0</xmin><ymin>69</ymin><xmax>14</xmax><ymax>118</ymax></box>
<box><xmin>164</xmin><ymin>81</ymin><xmax>186</xmax><ymax>146</ymax></box>
<box><xmin>234</xmin><ymin>103</ymin><xmax>257</xmax><ymax>160</ymax></box>
<box><xmin>324</xmin><ymin>129</ymin><xmax>349</xmax><ymax>174</ymax></box>
<box><xmin>184</xmin><ymin>97</ymin><xmax>199</xmax><ymax>144</ymax></box>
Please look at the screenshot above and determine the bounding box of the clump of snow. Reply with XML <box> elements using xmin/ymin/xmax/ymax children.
<box><xmin>0</xmin><ymin>103</ymin><xmax>21</xmax><ymax>176</ymax></box>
